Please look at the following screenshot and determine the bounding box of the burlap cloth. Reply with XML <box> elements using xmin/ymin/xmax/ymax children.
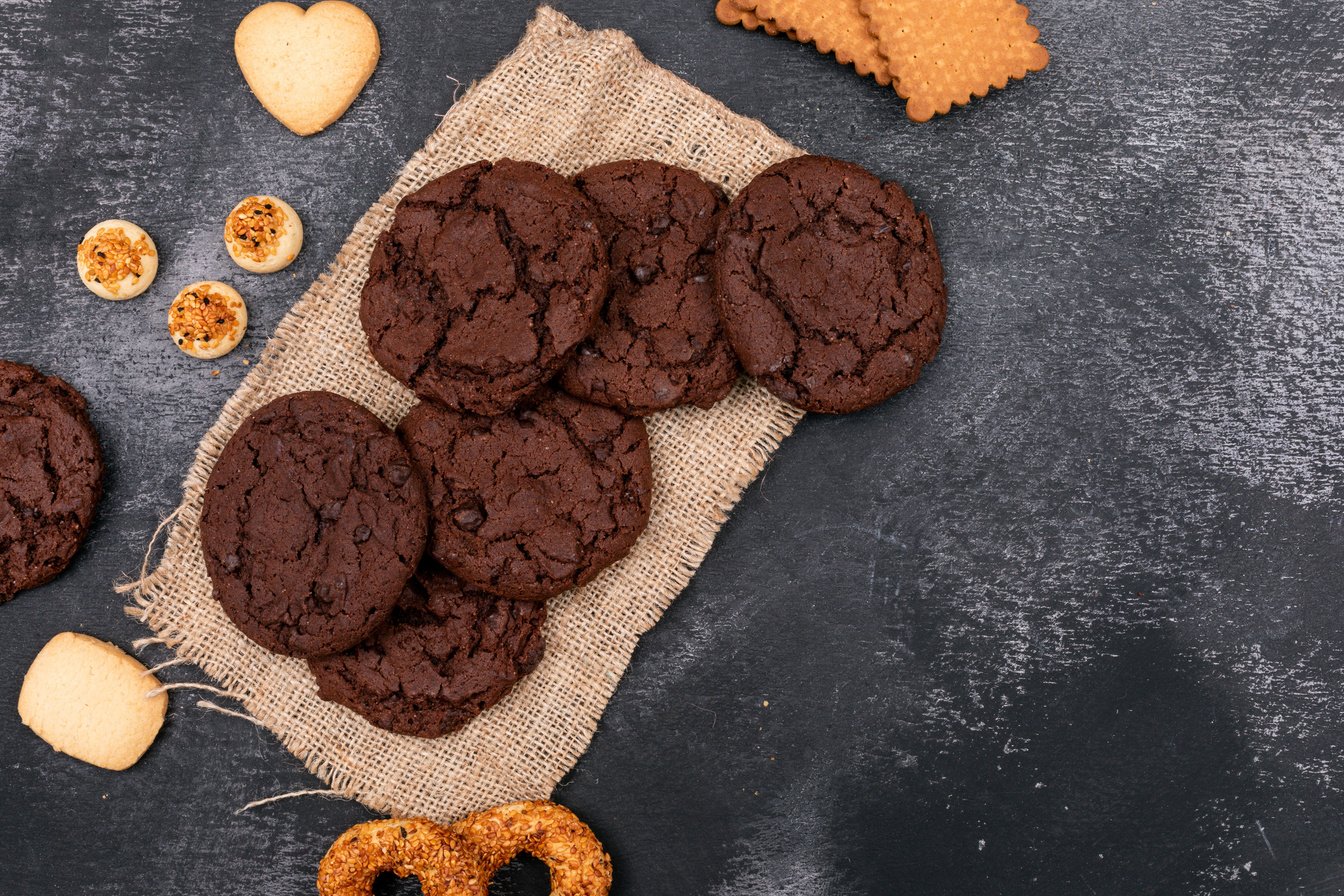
<box><xmin>124</xmin><ymin>6</ymin><xmax>805</xmax><ymax>821</ymax></box>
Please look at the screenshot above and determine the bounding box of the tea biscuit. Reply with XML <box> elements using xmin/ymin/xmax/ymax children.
<box><xmin>715</xmin><ymin>0</ymin><xmax>791</xmax><ymax>37</ymax></box>
<box><xmin>714</xmin><ymin>155</ymin><xmax>947</xmax><ymax>414</ymax></box>
<box><xmin>201</xmin><ymin>391</ymin><xmax>427</xmax><ymax>658</ymax></box>
<box><xmin>361</xmin><ymin>159</ymin><xmax>608</xmax><ymax>416</ymax></box>
<box><xmin>732</xmin><ymin>0</ymin><xmax>894</xmax><ymax>85</ymax></box>
<box><xmin>76</xmin><ymin>219</ymin><xmax>157</xmax><ymax>300</ymax></box>
<box><xmin>309</xmin><ymin>563</ymin><xmax>546</xmax><ymax>738</ymax></box>
<box><xmin>224</xmin><ymin>195</ymin><xmax>303</xmax><ymax>273</ymax></box>
<box><xmin>234</xmin><ymin>1</ymin><xmax>380</xmax><ymax>137</ymax></box>
<box><xmin>169</xmin><ymin>281</ymin><xmax>248</xmax><ymax>360</ymax></box>
<box><xmin>862</xmin><ymin>0</ymin><xmax>1049</xmax><ymax>121</ymax></box>
<box><xmin>560</xmin><ymin>160</ymin><xmax>738</xmax><ymax>415</ymax></box>
<box><xmin>398</xmin><ymin>389</ymin><xmax>653</xmax><ymax>602</ymax></box>
<box><xmin>17</xmin><ymin>632</ymin><xmax>168</xmax><ymax>771</ymax></box>
<box><xmin>0</xmin><ymin>360</ymin><xmax>103</xmax><ymax>602</ymax></box>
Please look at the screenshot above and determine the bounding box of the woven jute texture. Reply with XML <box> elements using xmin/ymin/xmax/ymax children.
<box><xmin>124</xmin><ymin>6</ymin><xmax>805</xmax><ymax>821</ymax></box>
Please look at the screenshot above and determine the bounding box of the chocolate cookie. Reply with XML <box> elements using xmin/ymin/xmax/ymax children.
<box><xmin>200</xmin><ymin>391</ymin><xmax>428</xmax><ymax>657</ymax></box>
<box><xmin>308</xmin><ymin>562</ymin><xmax>546</xmax><ymax>738</ymax></box>
<box><xmin>0</xmin><ymin>360</ymin><xmax>103</xmax><ymax>602</ymax></box>
<box><xmin>360</xmin><ymin>159</ymin><xmax>609</xmax><ymax>415</ymax></box>
<box><xmin>397</xmin><ymin>388</ymin><xmax>653</xmax><ymax>601</ymax></box>
<box><xmin>559</xmin><ymin>160</ymin><xmax>738</xmax><ymax>415</ymax></box>
<box><xmin>714</xmin><ymin>155</ymin><xmax>947</xmax><ymax>414</ymax></box>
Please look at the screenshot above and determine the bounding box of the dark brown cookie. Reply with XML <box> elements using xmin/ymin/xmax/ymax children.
<box><xmin>360</xmin><ymin>159</ymin><xmax>609</xmax><ymax>416</ymax></box>
<box><xmin>308</xmin><ymin>562</ymin><xmax>546</xmax><ymax>738</ymax></box>
<box><xmin>200</xmin><ymin>391</ymin><xmax>428</xmax><ymax>658</ymax></box>
<box><xmin>559</xmin><ymin>160</ymin><xmax>739</xmax><ymax>415</ymax></box>
<box><xmin>0</xmin><ymin>360</ymin><xmax>103</xmax><ymax>602</ymax></box>
<box><xmin>397</xmin><ymin>388</ymin><xmax>653</xmax><ymax>601</ymax></box>
<box><xmin>714</xmin><ymin>155</ymin><xmax>948</xmax><ymax>414</ymax></box>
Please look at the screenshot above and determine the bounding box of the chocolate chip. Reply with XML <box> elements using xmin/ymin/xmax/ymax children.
<box><xmin>314</xmin><ymin>582</ymin><xmax>331</xmax><ymax>599</ymax></box>
<box><xmin>452</xmin><ymin>505</ymin><xmax>485</xmax><ymax>531</ymax></box>
<box><xmin>319</xmin><ymin>501</ymin><xmax>344</xmax><ymax>521</ymax></box>
<box><xmin>578</xmin><ymin>343</ymin><xmax>599</xmax><ymax>357</ymax></box>
<box><xmin>518</xmin><ymin>409</ymin><xmax>541</xmax><ymax>426</ymax></box>
<box><xmin>353</xmin><ymin>525</ymin><xmax>372</xmax><ymax>544</ymax></box>
<box><xmin>649</xmin><ymin>214</ymin><xmax>671</xmax><ymax>234</ymax></box>
<box><xmin>631</xmin><ymin>264</ymin><xmax>656</xmax><ymax>284</ymax></box>
<box><xmin>386</xmin><ymin>464</ymin><xmax>411</xmax><ymax>486</ymax></box>
<box><xmin>690</xmin><ymin>273</ymin><xmax>710</xmax><ymax>284</ymax></box>
<box><xmin>222</xmin><ymin>553</ymin><xmax>241</xmax><ymax>572</ymax></box>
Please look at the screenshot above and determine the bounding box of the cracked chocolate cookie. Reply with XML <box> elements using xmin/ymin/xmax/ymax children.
<box><xmin>397</xmin><ymin>388</ymin><xmax>653</xmax><ymax>601</ymax></box>
<box><xmin>714</xmin><ymin>155</ymin><xmax>947</xmax><ymax>414</ymax></box>
<box><xmin>360</xmin><ymin>159</ymin><xmax>609</xmax><ymax>416</ymax></box>
<box><xmin>0</xmin><ymin>360</ymin><xmax>103</xmax><ymax>602</ymax></box>
<box><xmin>309</xmin><ymin>562</ymin><xmax>546</xmax><ymax>738</ymax></box>
<box><xmin>200</xmin><ymin>391</ymin><xmax>428</xmax><ymax>657</ymax></box>
<box><xmin>559</xmin><ymin>160</ymin><xmax>738</xmax><ymax>415</ymax></box>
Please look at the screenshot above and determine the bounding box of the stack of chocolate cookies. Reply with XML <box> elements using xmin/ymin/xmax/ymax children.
<box><xmin>201</xmin><ymin>154</ymin><xmax>947</xmax><ymax>739</ymax></box>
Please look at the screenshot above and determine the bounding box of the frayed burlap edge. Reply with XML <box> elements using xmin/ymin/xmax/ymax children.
<box><xmin>121</xmin><ymin>6</ymin><xmax>806</xmax><ymax>822</ymax></box>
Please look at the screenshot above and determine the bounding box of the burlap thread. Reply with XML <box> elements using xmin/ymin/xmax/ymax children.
<box><xmin>124</xmin><ymin>7</ymin><xmax>805</xmax><ymax>821</ymax></box>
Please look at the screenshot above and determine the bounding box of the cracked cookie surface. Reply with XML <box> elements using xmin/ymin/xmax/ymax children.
<box><xmin>559</xmin><ymin>160</ymin><xmax>738</xmax><ymax>415</ymax></box>
<box><xmin>309</xmin><ymin>561</ymin><xmax>546</xmax><ymax>738</ymax></box>
<box><xmin>361</xmin><ymin>159</ymin><xmax>608</xmax><ymax>416</ymax></box>
<box><xmin>0</xmin><ymin>360</ymin><xmax>103</xmax><ymax>602</ymax></box>
<box><xmin>200</xmin><ymin>391</ymin><xmax>427</xmax><ymax>657</ymax></box>
<box><xmin>714</xmin><ymin>155</ymin><xmax>947</xmax><ymax>414</ymax></box>
<box><xmin>398</xmin><ymin>388</ymin><xmax>653</xmax><ymax>601</ymax></box>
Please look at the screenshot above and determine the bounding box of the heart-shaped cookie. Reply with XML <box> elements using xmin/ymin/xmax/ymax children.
<box><xmin>234</xmin><ymin>1</ymin><xmax>380</xmax><ymax>137</ymax></box>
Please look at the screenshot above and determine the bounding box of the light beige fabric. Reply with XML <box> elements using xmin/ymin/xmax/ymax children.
<box><xmin>125</xmin><ymin>6</ymin><xmax>804</xmax><ymax>821</ymax></box>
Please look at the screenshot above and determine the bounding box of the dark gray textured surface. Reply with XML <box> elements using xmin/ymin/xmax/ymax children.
<box><xmin>2</xmin><ymin>1</ymin><xmax>1342</xmax><ymax>893</ymax></box>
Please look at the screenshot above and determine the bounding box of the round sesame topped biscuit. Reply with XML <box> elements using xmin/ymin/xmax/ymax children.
<box><xmin>169</xmin><ymin>281</ymin><xmax>248</xmax><ymax>360</ymax></box>
<box><xmin>76</xmin><ymin>219</ymin><xmax>158</xmax><ymax>301</ymax></box>
<box><xmin>224</xmin><ymin>195</ymin><xmax>303</xmax><ymax>274</ymax></box>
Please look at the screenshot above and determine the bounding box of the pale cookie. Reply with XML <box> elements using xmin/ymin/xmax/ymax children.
<box><xmin>224</xmin><ymin>194</ymin><xmax>303</xmax><ymax>273</ymax></box>
<box><xmin>17</xmin><ymin>632</ymin><xmax>168</xmax><ymax>771</ymax></box>
<box><xmin>169</xmin><ymin>281</ymin><xmax>248</xmax><ymax>360</ymax></box>
<box><xmin>235</xmin><ymin>1</ymin><xmax>380</xmax><ymax>137</ymax></box>
<box><xmin>75</xmin><ymin>219</ymin><xmax>158</xmax><ymax>300</ymax></box>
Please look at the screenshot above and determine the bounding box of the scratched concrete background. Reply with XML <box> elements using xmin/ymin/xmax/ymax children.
<box><xmin>1</xmin><ymin>0</ymin><xmax>1342</xmax><ymax>893</ymax></box>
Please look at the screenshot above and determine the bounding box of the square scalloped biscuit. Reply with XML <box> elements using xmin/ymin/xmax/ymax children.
<box><xmin>716</xmin><ymin>0</ymin><xmax>794</xmax><ymax>39</ymax></box>
<box><xmin>861</xmin><ymin>0</ymin><xmax>1049</xmax><ymax>121</ymax></box>
<box><xmin>18</xmin><ymin>632</ymin><xmax>168</xmax><ymax>771</ymax></box>
<box><xmin>731</xmin><ymin>0</ymin><xmax>894</xmax><ymax>85</ymax></box>
<box><xmin>234</xmin><ymin>0</ymin><xmax>381</xmax><ymax>137</ymax></box>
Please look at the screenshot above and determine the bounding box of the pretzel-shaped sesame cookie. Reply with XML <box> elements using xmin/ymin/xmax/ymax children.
<box><xmin>318</xmin><ymin>801</ymin><xmax>611</xmax><ymax>896</ymax></box>
<box><xmin>317</xmin><ymin>818</ymin><xmax>487</xmax><ymax>896</ymax></box>
<box><xmin>451</xmin><ymin>800</ymin><xmax>612</xmax><ymax>896</ymax></box>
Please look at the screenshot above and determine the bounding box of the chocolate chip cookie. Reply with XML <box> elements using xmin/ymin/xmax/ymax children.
<box><xmin>360</xmin><ymin>159</ymin><xmax>609</xmax><ymax>416</ymax></box>
<box><xmin>714</xmin><ymin>155</ymin><xmax>947</xmax><ymax>414</ymax></box>
<box><xmin>559</xmin><ymin>160</ymin><xmax>738</xmax><ymax>415</ymax></box>
<box><xmin>200</xmin><ymin>391</ymin><xmax>428</xmax><ymax>657</ymax></box>
<box><xmin>397</xmin><ymin>388</ymin><xmax>653</xmax><ymax>601</ymax></box>
<box><xmin>308</xmin><ymin>562</ymin><xmax>546</xmax><ymax>738</ymax></box>
<box><xmin>0</xmin><ymin>360</ymin><xmax>103</xmax><ymax>602</ymax></box>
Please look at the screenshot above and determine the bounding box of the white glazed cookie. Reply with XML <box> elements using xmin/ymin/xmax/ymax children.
<box><xmin>234</xmin><ymin>1</ymin><xmax>381</xmax><ymax>137</ymax></box>
<box><xmin>169</xmin><ymin>281</ymin><xmax>248</xmax><ymax>360</ymax></box>
<box><xmin>224</xmin><ymin>195</ymin><xmax>303</xmax><ymax>273</ymax></box>
<box><xmin>76</xmin><ymin>219</ymin><xmax>158</xmax><ymax>300</ymax></box>
<box><xmin>17</xmin><ymin>632</ymin><xmax>168</xmax><ymax>771</ymax></box>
